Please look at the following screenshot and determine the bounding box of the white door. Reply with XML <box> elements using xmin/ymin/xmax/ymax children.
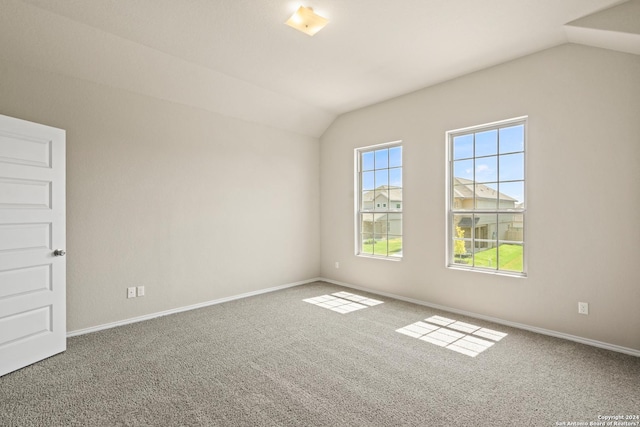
<box><xmin>0</xmin><ymin>114</ymin><xmax>66</xmax><ymax>377</ymax></box>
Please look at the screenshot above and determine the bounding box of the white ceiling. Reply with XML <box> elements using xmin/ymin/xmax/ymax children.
<box><xmin>2</xmin><ymin>0</ymin><xmax>636</xmax><ymax>137</ymax></box>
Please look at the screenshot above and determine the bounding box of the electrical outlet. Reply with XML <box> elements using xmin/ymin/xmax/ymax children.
<box><xmin>127</xmin><ymin>287</ymin><xmax>136</xmax><ymax>299</ymax></box>
<box><xmin>137</xmin><ymin>286</ymin><xmax>145</xmax><ymax>297</ymax></box>
<box><xmin>335</xmin><ymin>261</ymin><xmax>340</xmax><ymax>269</ymax></box>
<box><xmin>578</xmin><ymin>302</ymin><xmax>589</xmax><ymax>315</ymax></box>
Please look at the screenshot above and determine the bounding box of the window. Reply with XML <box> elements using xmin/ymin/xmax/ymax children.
<box><xmin>355</xmin><ymin>141</ymin><xmax>403</xmax><ymax>259</ymax></box>
<box><xmin>447</xmin><ymin>117</ymin><xmax>526</xmax><ymax>276</ymax></box>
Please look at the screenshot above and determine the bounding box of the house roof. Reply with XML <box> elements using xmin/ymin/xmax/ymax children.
<box><xmin>457</xmin><ymin>217</ymin><xmax>480</xmax><ymax>228</ymax></box>
<box><xmin>453</xmin><ymin>177</ymin><xmax>517</xmax><ymax>202</ymax></box>
<box><xmin>363</xmin><ymin>186</ymin><xmax>402</xmax><ymax>203</ymax></box>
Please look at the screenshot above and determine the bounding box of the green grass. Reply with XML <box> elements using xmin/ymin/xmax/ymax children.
<box><xmin>361</xmin><ymin>237</ymin><xmax>402</xmax><ymax>256</ymax></box>
<box><xmin>455</xmin><ymin>244</ymin><xmax>523</xmax><ymax>272</ymax></box>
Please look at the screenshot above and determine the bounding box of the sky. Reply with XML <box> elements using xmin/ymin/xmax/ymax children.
<box><xmin>361</xmin><ymin>146</ymin><xmax>402</xmax><ymax>190</ymax></box>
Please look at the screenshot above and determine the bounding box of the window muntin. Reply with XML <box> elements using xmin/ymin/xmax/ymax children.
<box><xmin>447</xmin><ymin>118</ymin><xmax>526</xmax><ymax>276</ymax></box>
<box><xmin>356</xmin><ymin>142</ymin><xmax>402</xmax><ymax>259</ymax></box>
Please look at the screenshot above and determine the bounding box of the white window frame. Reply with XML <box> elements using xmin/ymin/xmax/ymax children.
<box><xmin>354</xmin><ymin>140</ymin><xmax>403</xmax><ymax>261</ymax></box>
<box><xmin>446</xmin><ymin>117</ymin><xmax>527</xmax><ymax>277</ymax></box>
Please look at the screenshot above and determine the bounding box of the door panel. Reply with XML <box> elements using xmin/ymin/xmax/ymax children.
<box><xmin>0</xmin><ymin>223</ymin><xmax>51</xmax><ymax>251</ymax></box>
<box><xmin>0</xmin><ymin>130</ymin><xmax>52</xmax><ymax>168</ymax></box>
<box><xmin>0</xmin><ymin>264</ymin><xmax>52</xmax><ymax>299</ymax></box>
<box><xmin>0</xmin><ymin>114</ymin><xmax>65</xmax><ymax>377</ymax></box>
<box><xmin>0</xmin><ymin>177</ymin><xmax>52</xmax><ymax>209</ymax></box>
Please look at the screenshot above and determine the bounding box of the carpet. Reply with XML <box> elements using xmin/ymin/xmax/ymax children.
<box><xmin>1</xmin><ymin>281</ymin><xmax>638</xmax><ymax>426</ymax></box>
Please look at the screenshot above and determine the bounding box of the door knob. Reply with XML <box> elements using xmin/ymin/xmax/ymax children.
<box><xmin>53</xmin><ymin>249</ymin><xmax>66</xmax><ymax>257</ymax></box>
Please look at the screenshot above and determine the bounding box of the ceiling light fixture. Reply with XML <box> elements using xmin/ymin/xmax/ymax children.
<box><xmin>285</xmin><ymin>6</ymin><xmax>328</xmax><ymax>36</ymax></box>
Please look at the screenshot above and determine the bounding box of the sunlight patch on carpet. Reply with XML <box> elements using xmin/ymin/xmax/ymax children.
<box><xmin>397</xmin><ymin>315</ymin><xmax>507</xmax><ymax>357</ymax></box>
<box><xmin>303</xmin><ymin>292</ymin><xmax>383</xmax><ymax>314</ymax></box>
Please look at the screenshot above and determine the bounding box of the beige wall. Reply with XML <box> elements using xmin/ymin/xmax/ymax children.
<box><xmin>1</xmin><ymin>42</ymin><xmax>638</xmax><ymax>353</ymax></box>
<box><xmin>0</xmin><ymin>60</ymin><xmax>320</xmax><ymax>332</ymax></box>
<box><xmin>320</xmin><ymin>44</ymin><xmax>640</xmax><ymax>351</ymax></box>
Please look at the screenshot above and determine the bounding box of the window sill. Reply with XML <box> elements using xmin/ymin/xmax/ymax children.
<box><xmin>357</xmin><ymin>254</ymin><xmax>402</xmax><ymax>262</ymax></box>
<box><xmin>447</xmin><ymin>264</ymin><xmax>526</xmax><ymax>278</ymax></box>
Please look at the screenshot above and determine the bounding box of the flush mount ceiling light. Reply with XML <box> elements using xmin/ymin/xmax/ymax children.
<box><xmin>285</xmin><ymin>6</ymin><xmax>328</xmax><ymax>36</ymax></box>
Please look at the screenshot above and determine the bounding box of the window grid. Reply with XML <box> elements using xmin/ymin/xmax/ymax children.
<box><xmin>355</xmin><ymin>141</ymin><xmax>403</xmax><ymax>259</ymax></box>
<box><xmin>447</xmin><ymin>118</ymin><xmax>526</xmax><ymax>276</ymax></box>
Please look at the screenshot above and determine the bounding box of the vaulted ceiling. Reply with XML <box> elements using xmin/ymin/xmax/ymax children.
<box><xmin>1</xmin><ymin>0</ymin><xmax>638</xmax><ymax>137</ymax></box>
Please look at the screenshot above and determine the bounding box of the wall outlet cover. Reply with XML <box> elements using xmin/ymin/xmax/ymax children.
<box><xmin>578</xmin><ymin>302</ymin><xmax>589</xmax><ymax>315</ymax></box>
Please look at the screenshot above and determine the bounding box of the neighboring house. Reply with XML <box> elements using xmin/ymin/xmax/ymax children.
<box><xmin>362</xmin><ymin>185</ymin><xmax>402</xmax><ymax>211</ymax></box>
<box><xmin>361</xmin><ymin>180</ymin><xmax>523</xmax><ymax>245</ymax></box>
<box><xmin>362</xmin><ymin>185</ymin><xmax>402</xmax><ymax>237</ymax></box>
<box><xmin>452</xmin><ymin>177</ymin><xmax>523</xmax><ymax>248</ymax></box>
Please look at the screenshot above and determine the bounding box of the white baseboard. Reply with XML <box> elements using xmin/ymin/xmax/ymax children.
<box><xmin>320</xmin><ymin>277</ymin><xmax>640</xmax><ymax>358</ymax></box>
<box><xmin>67</xmin><ymin>277</ymin><xmax>322</xmax><ymax>338</ymax></box>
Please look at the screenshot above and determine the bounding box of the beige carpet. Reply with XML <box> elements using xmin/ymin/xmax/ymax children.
<box><xmin>1</xmin><ymin>281</ymin><xmax>638</xmax><ymax>426</ymax></box>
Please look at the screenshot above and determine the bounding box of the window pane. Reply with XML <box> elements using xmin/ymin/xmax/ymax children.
<box><xmin>448</xmin><ymin>120</ymin><xmax>525</xmax><ymax>275</ymax></box>
<box><xmin>388</xmin><ymin>235</ymin><xmax>402</xmax><ymax>257</ymax></box>
<box><xmin>374</xmin><ymin>213</ymin><xmax>387</xmax><ymax>234</ymax></box>
<box><xmin>375</xmin><ymin>169</ymin><xmax>388</xmax><ymax>188</ymax></box>
<box><xmin>452</xmin><ymin>240</ymin><xmax>471</xmax><ymax>265</ymax></box>
<box><xmin>361</xmin><ymin>233</ymin><xmax>374</xmax><ymax>255</ymax></box>
<box><xmin>362</xmin><ymin>151</ymin><xmax>374</xmax><ymax>171</ymax></box>
<box><xmin>389</xmin><ymin>167</ymin><xmax>402</xmax><ymax>187</ymax></box>
<box><xmin>389</xmin><ymin>146</ymin><xmax>402</xmax><ymax>167</ymax></box>
<box><xmin>453</xmin><ymin>134</ymin><xmax>473</xmax><ymax>160</ymax></box>
<box><xmin>475</xmin><ymin>129</ymin><xmax>497</xmax><ymax>157</ymax></box>
<box><xmin>452</xmin><ymin>181</ymin><xmax>472</xmax><ymax>209</ymax></box>
<box><xmin>497</xmin><ymin>243</ymin><xmax>523</xmax><ymax>272</ymax></box>
<box><xmin>499</xmin><ymin>181</ymin><xmax>524</xmax><ymax>207</ymax></box>
<box><xmin>499</xmin><ymin>125</ymin><xmax>524</xmax><ymax>154</ymax></box>
<box><xmin>474</xmin><ymin>240</ymin><xmax>498</xmax><ymax>269</ymax></box>
<box><xmin>474</xmin><ymin>214</ymin><xmax>497</xmax><ymax>242</ymax></box>
<box><xmin>358</xmin><ymin>143</ymin><xmax>403</xmax><ymax>259</ymax></box>
<box><xmin>373</xmin><ymin>235</ymin><xmax>387</xmax><ymax>256</ymax></box>
<box><xmin>499</xmin><ymin>153</ymin><xmax>524</xmax><ymax>181</ymax></box>
<box><xmin>453</xmin><ymin>159</ymin><xmax>473</xmax><ymax>181</ymax></box>
<box><xmin>452</xmin><ymin>214</ymin><xmax>473</xmax><ymax>237</ymax></box>
<box><xmin>361</xmin><ymin>214</ymin><xmax>374</xmax><ymax>234</ymax></box>
<box><xmin>475</xmin><ymin>156</ymin><xmax>497</xmax><ymax>183</ymax></box>
<box><xmin>473</xmin><ymin>212</ymin><xmax>498</xmax><ymax>269</ymax></box>
<box><xmin>474</xmin><ymin>182</ymin><xmax>498</xmax><ymax>209</ymax></box>
<box><xmin>362</xmin><ymin>171</ymin><xmax>374</xmax><ymax>190</ymax></box>
<box><xmin>362</xmin><ymin>191</ymin><xmax>374</xmax><ymax>210</ymax></box>
<box><xmin>387</xmin><ymin>213</ymin><xmax>402</xmax><ymax>235</ymax></box>
<box><xmin>498</xmin><ymin>214</ymin><xmax>523</xmax><ymax>242</ymax></box>
<box><xmin>374</xmin><ymin>189</ymin><xmax>387</xmax><ymax>211</ymax></box>
<box><xmin>375</xmin><ymin>149</ymin><xmax>388</xmax><ymax>169</ymax></box>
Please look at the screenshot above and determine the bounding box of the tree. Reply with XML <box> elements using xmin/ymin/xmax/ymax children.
<box><xmin>454</xmin><ymin>226</ymin><xmax>467</xmax><ymax>259</ymax></box>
